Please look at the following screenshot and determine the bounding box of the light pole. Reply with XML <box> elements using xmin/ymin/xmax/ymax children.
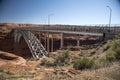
<box><xmin>106</xmin><ymin>6</ymin><xmax>112</xmax><ymax>32</ymax></box>
<box><xmin>48</xmin><ymin>14</ymin><xmax>54</xmax><ymax>25</ymax></box>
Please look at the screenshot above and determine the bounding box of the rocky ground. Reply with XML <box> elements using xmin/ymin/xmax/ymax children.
<box><xmin>0</xmin><ymin>23</ymin><xmax>119</xmax><ymax>80</ymax></box>
<box><xmin>0</xmin><ymin>51</ymin><xmax>27</xmax><ymax>71</ymax></box>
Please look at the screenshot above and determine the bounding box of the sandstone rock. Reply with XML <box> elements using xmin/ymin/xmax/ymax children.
<box><xmin>0</xmin><ymin>51</ymin><xmax>27</xmax><ymax>71</ymax></box>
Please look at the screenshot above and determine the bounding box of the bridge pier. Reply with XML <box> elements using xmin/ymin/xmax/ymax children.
<box><xmin>47</xmin><ymin>32</ymin><xmax>49</xmax><ymax>53</ymax></box>
<box><xmin>39</xmin><ymin>32</ymin><xmax>41</xmax><ymax>42</ymax></box>
<box><xmin>77</xmin><ymin>35</ymin><xmax>80</xmax><ymax>47</ymax></box>
<box><xmin>44</xmin><ymin>32</ymin><xmax>47</xmax><ymax>50</ymax></box>
<box><xmin>51</xmin><ymin>34</ymin><xmax>54</xmax><ymax>52</ymax></box>
<box><xmin>60</xmin><ymin>33</ymin><xmax>64</xmax><ymax>49</ymax></box>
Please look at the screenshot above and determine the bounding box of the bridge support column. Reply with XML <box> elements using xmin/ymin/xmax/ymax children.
<box><xmin>60</xmin><ymin>33</ymin><xmax>64</xmax><ymax>49</ymax></box>
<box><xmin>77</xmin><ymin>35</ymin><xmax>80</xmax><ymax>47</ymax></box>
<box><xmin>44</xmin><ymin>33</ymin><xmax>47</xmax><ymax>50</ymax></box>
<box><xmin>47</xmin><ymin>32</ymin><xmax>49</xmax><ymax>53</ymax></box>
<box><xmin>51</xmin><ymin>35</ymin><xmax>54</xmax><ymax>52</ymax></box>
<box><xmin>51</xmin><ymin>34</ymin><xmax>53</xmax><ymax>52</ymax></box>
<box><xmin>39</xmin><ymin>32</ymin><xmax>41</xmax><ymax>42</ymax></box>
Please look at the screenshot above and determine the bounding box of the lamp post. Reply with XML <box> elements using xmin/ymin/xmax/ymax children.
<box><xmin>106</xmin><ymin>6</ymin><xmax>112</xmax><ymax>32</ymax></box>
<box><xmin>48</xmin><ymin>14</ymin><xmax>54</xmax><ymax>25</ymax></box>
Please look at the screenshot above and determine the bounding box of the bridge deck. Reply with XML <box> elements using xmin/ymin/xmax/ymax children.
<box><xmin>17</xmin><ymin>25</ymin><xmax>120</xmax><ymax>35</ymax></box>
<box><xmin>23</xmin><ymin>29</ymin><xmax>103</xmax><ymax>36</ymax></box>
<box><xmin>14</xmin><ymin>25</ymin><xmax>120</xmax><ymax>37</ymax></box>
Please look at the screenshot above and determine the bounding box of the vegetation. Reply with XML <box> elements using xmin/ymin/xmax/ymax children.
<box><xmin>0</xmin><ymin>70</ymin><xmax>35</xmax><ymax>80</ymax></box>
<box><xmin>36</xmin><ymin>34</ymin><xmax>120</xmax><ymax>80</ymax></box>
<box><xmin>40</xmin><ymin>57</ymin><xmax>55</xmax><ymax>67</ymax></box>
<box><xmin>2</xmin><ymin>34</ymin><xmax>120</xmax><ymax>80</ymax></box>
<box><xmin>101</xmin><ymin>34</ymin><xmax>120</xmax><ymax>62</ymax></box>
<box><xmin>73</xmin><ymin>57</ymin><xmax>95</xmax><ymax>70</ymax></box>
<box><xmin>105</xmin><ymin>49</ymin><xmax>116</xmax><ymax>62</ymax></box>
<box><xmin>39</xmin><ymin>50</ymin><xmax>72</xmax><ymax>67</ymax></box>
<box><xmin>54</xmin><ymin>50</ymin><xmax>70</xmax><ymax>66</ymax></box>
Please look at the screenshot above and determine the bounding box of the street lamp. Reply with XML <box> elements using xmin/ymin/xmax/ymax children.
<box><xmin>106</xmin><ymin>6</ymin><xmax>112</xmax><ymax>32</ymax></box>
<box><xmin>48</xmin><ymin>14</ymin><xmax>54</xmax><ymax>25</ymax></box>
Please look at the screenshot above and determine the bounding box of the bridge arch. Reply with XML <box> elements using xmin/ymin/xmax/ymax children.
<box><xmin>14</xmin><ymin>29</ymin><xmax>48</xmax><ymax>59</ymax></box>
<box><xmin>14</xmin><ymin>35</ymin><xmax>32</xmax><ymax>58</ymax></box>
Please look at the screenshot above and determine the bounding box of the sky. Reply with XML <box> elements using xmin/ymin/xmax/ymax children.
<box><xmin>0</xmin><ymin>0</ymin><xmax>120</xmax><ymax>25</ymax></box>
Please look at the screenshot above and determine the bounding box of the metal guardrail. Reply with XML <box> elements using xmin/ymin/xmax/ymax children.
<box><xmin>18</xmin><ymin>25</ymin><xmax>120</xmax><ymax>35</ymax></box>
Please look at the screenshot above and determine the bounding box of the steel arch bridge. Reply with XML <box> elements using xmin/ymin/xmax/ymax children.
<box><xmin>13</xmin><ymin>25</ymin><xmax>120</xmax><ymax>59</ymax></box>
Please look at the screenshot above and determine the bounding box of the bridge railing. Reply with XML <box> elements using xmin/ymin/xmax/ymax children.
<box><xmin>16</xmin><ymin>24</ymin><xmax>120</xmax><ymax>34</ymax></box>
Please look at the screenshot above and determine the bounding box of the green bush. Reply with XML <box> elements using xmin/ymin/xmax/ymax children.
<box><xmin>108</xmin><ymin>40</ymin><xmax>120</xmax><ymax>60</ymax></box>
<box><xmin>73</xmin><ymin>57</ymin><xmax>95</xmax><ymax>70</ymax></box>
<box><xmin>115</xmin><ymin>49</ymin><xmax>120</xmax><ymax>60</ymax></box>
<box><xmin>102</xmin><ymin>36</ymin><xmax>120</xmax><ymax>62</ymax></box>
<box><xmin>54</xmin><ymin>50</ymin><xmax>69</xmax><ymax>66</ymax></box>
<box><xmin>105</xmin><ymin>49</ymin><xmax>116</xmax><ymax>62</ymax></box>
<box><xmin>111</xmin><ymin>40</ymin><xmax>120</xmax><ymax>60</ymax></box>
<box><xmin>39</xmin><ymin>50</ymin><xmax>70</xmax><ymax>67</ymax></box>
<box><xmin>103</xmin><ymin>43</ymin><xmax>111</xmax><ymax>52</ymax></box>
<box><xmin>115</xmin><ymin>34</ymin><xmax>120</xmax><ymax>39</ymax></box>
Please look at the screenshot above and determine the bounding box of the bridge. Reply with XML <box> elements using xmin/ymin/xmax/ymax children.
<box><xmin>13</xmin><ymin>24</ymin><xmax>120</xmax><ymax>59</ymax></box>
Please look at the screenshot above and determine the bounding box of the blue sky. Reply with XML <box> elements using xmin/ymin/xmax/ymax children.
<box><xmin>0</xmin><ymin>0</ymin><xmax>120</xmax><ymax>25</ymax></box>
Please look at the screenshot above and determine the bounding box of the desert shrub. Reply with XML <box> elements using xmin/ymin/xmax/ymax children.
<box><xmin>115</xmin><ymin>49</ymin><xmax>120</xmax><ymax>60</ymax></box>
<box><xmin>73</xmin><ymin>57</ymin><xmax>95</xmax><ymax>70</ymax></box>
<box><xmin>103</xmin><ymin>43</ymin><xmax>111</xmax><ymax>52</ymax></box>
<box><xmin>90</xmin><ymin>50</ymin><xmax>96</xmax><ymax>55</ymax></box>
<box><xmin>39</xmin><ymin>50</ymin><xmax>71</xmax><ymax>67</ymax></box>
<box><xmin>111</xmin><ymin>40</ymin><xmax>120</xmax><ymax>60</ymax></box>
<box><xmin>0</xmin><ymin>75</ymin><xmax>5</xmax><ymax>80</ymax></box>
<box><xmin>54</xmin><ymin>50</ymin><xmax>70</xmax><ymax>66</ymax></box>
<box><xmin>101</xmin><ymin>37</ymin><xmax>120</xmax><ymax>62</ymax></box>
<box><xmin>106</xmin><ymin>63</ymin><xmax>120</xmax><ymax>80</ymax></box>
<box><xmin>40</xmin><ymin>58</ymin><xmax>55</xmax><ymax>67</ymax></box>
<box><xmin>97</xmin><ymin>56</ymin><xmax>112</xmax><ymax>68</ymax></box>
<box><xmin>0</xmin><ymin>69</ymin><xmax>4</xmax><ymax>72</ymax></box>
<box><xmin>105</xmin><ymin>49</ymin><xmax>116</xmax><ymax>62</ymax></box>
<box><xmin>87</xmin><ymin>49</ymin><xmax>96</xmax><ymax>57</ymax></box>
<box><xmin>107</xmin><ymin>40</ymin><xmax>120</xmax><ymax>60</ymax></box>
<box><xmin>115</xmin><ymin>34</ymin><xmax>120</xmax><ymax>39</ymax></box>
